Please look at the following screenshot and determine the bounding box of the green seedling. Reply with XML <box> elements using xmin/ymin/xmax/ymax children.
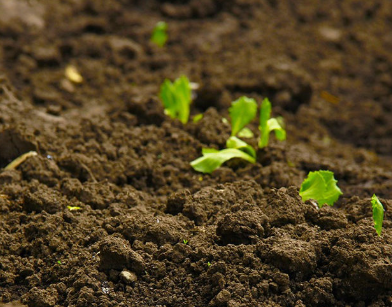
<box><xmin>183</xmin><ymin>239</ymin><xmax>189</xmax><ymax>244</ymax></box>
<box><xmin>207</xmin><ymin>262</ymin><xmax>211</xmax><ymax>267</ymax></box>
<box><xmin>193</xmin><ymin>113</ymin><xmax>203</xmax><ymax>123</ymax></box>
<box><xmin>5</xmin><ymin>151</ymin><xmax>38</xmax><ymax>170</ymax></box>
<box><xmin>190</xmin><ymin>137</ymin><xmax>255</xmax><ymax>174</ymax></box>
<box><xmin>229</xmin><ymin>96</ymin><xmax>257</xmax><ymax>136</ymax></box>
<box><xmin>160</xmin><ymin>76</ymin><xmax>192</xmax><ymax>124</ymax></box>
<box><xmin>259</xmin><ymin>98</ymin><xmax>286</xmax><ymax>148</ymax></box>
<box><xmin>299</xmin><ymin>170</ymin><xmax>342</xmax><ymax>207</ymax></box>
<box><xmin>151</xmin><ymin>21</ymin><xmax>168</xmax><ymax>47</ymax></box>
<box><xmin>67</xmin><ymin>206</ymin><xmax>82</xmax><ymax>211</ymax></box>
<box><xmin>191</xmin><ymin>96</ymin><xmax>258</xmax><ymax>174</ymax></box>
<box><xmin>237</xmin><ymin>127</ymin><xmax>254</xmax><ymax>138</ymax></box>
<box><xmin>57</xmin><ymin>260</ymin><xmax>62</xmax><ymax>265</ymax></box>
<box><xmin>191</xmin><ymin>96</ymin><xmax>286</xmax><ymax>173</ymax></box>
<box><xmin>226</xmin><ymin>136</ymin><xmax>256</xmax><ymax>158</ymax></box>
<box><xmin>371</xmin><ymin>194</ymin><xmax>384</xmax><ymax>236</ymax></box>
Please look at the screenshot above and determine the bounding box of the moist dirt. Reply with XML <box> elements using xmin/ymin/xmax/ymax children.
<box><xmin>1</xmin><ymin>1</ymin><xmax>392</xmax><ymax>306</ymax></box>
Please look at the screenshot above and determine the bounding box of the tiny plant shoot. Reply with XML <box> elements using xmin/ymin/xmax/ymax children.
<box><xmin>193</xmin><ymin>113</ymin><xmax>203</xmax><ymax>123</ymax></box>
<box><xmin>151</xmin><ymin>21</ymin><xmax>168</xmax><ymax>47</ymax></box>
<box><xmin>190</xmin><ymin>136</ymin><xmax>256</xmax><ymax>174</ymax></box>
<box><xmin>237</xmin><ymin>127</ymin><xmax>254</xmax><ymax>138</ymax></box>
<box><xmin>67</xmin><ymin>206</ymin><xmax>82</xmax><ymax>211</ymax></box>
<box><xmin>160</xmin><ymin>76</ymin><xmax>192</xmax><ymax>124</ymax></box>
<box><xmin>299</xmin><ymin>170</ymin><xmax>342</xmax><ymax>208</ymax></box>
<box><xmin>229</xmin><ymin>96</ymin><xmax>257</xmax><ymax>136</ymax></box>
<box><xmin>259</xmin><ymin>98</ymin><xmax>286</xmax><ymax>148</ymax></box>
<box><xmin>371</xmin><ymin>194</ymin><xmax>384</xmax><ymax>236</ymax></box>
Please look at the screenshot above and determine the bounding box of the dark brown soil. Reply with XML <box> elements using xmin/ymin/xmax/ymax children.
<box><xmin>1</xmin><ymin>1</ymin><xmax>392</xmax><ymax>306</ymax></box>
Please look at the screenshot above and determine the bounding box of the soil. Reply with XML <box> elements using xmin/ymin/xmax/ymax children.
<box><xmin>1</xmin><ymin>0</ymin><xmax>392</xmax><ymax>306</ymax></box>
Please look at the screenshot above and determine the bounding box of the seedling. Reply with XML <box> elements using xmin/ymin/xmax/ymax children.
<box><xmin>191</xmin><ymin>96</ymin><xmax>286</xmax><ymax>173</ymax></box>
<box><xmin>299</xmin><ymin>170</ymin><xmax>342</xmax><ymax>207</ymax></box>
<box><xmin>151</xmin><ymin>21</ymin><xmax>168</xmax><ymax>47</ymax></box>
<box><xmin>207</xmin><ymin>262</ymin><xmax>211</xmax><ymax>267</ymax></box>
<box><xmin>229</xmin><ymin>96</ymin><xmax>257</xmax><ymax>136</ymax></box>
<box><xmin>57</xmin><ymin>260</ymin><xmax>62</xmax><ymax>265</ymax></box>
<box><xmin>159</xmin><ymin>76</ymin><xmax>192</xmax><ymax>124</ymax></box>
<box><xmin>183</xmin><ymin>239</ymin><xmax>188</xmax><ymax>244</ymax></box>
<box><xmin>67</xmin><ymin>206</ymin><xmax>82</xmax><ymax>211</ymax></box>
<box><xmin>259</xmin><ymin>98</ymin><xmax>286</xmax><ymax>148</ymax></box>
<box><xmin>193</xmin><ymin>113</ymin><xmax>203</xmax><ymax>123</ymax></box>
<box><xmin>190</xmin><ymin>136</ymin><xmax>256</xmax><ymax>174</ymax></box>
<box><xmin>371</xmin><ymin>194</ymin><xmax>384</xmax><ymax>236</ymax></box>
<box><xmin>237</xmin><ymin>127</ymin><xmax>254</xmax><ymax>138</ymax></box>
<box><xmin>5</xmin><ymin>151</ymin><xmax>38</xmax><ymax>170</ymax></box>
<box><xmin>222</xmin><ymin>118</ymin><xmax>229</xmax><ymax>124</ymax></box>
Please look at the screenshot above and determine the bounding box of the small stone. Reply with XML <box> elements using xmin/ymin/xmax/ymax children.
<box><xmin>318</xmin><ymin>27</ymin><xmax>342</xmax><ymax>43</ymax></box>
<box><xmin>120</xmin><ymin>270</ymin><xmax>137</xmax><ymax>284</ymax></box>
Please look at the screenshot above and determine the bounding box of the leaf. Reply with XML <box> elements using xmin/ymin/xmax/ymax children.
<box><xmin>159</xmin><ymin>76</ymin><xmax>192</xmax><ymax>124</ymax></box>
<box><xmin>267</xmin><ymin>118</ymin><xmax>286</xmax><ymax>141</ymax></box>
<box><xmin>222</xmin><ymin>118</ymin><xmax>229</xmax><ymax>124</ymax></box>
<box><xmin>259</xmin><ymin>98</ymin><xmax>286</xmax><ymax>148</ymax></box>
<box><xmin>237</xmin><ymin>127</ymin><xmax>254</xmax><ymax>138</ymax></box>
<box><xmin>226</xmin><ymin>136</ymin><xmax>256</xmax><ymax>159</ymax></box>
<box><xmin>151</xmin><ymin>21</ymin><xmax>168</xmax><ymax>47</ymax></box>
<box><xmin>193</xmin><ymin>113</ymin><xmax>203</xmax><ymax>123</ymax></box>
<box><xmin>259</xmin><ymin>98</ymin><xmax>271</xmax><ymax>148</ymax></box>
<box><xmin>299</xmin><ymin>170</ymin><xmax>343</xmax><ymax>207</ymax></box>
<box><xmin>371</xmin><ymin>194</ymin><xmax>384</xmax><ymax>236</ymax></box>
<box><xmin>67</xmin><ymin>206</ymin><xmax>82</xmax><ymax>211</ymax></box>
<box><xmin>229</xmin><ymin>96</ymin><xmax>257</xmax><ymax>136</ymax></box>
<box><xmin>190</xmin><ymin>148</ymin><xmax>255</xmax><ymax>174</ymax></box>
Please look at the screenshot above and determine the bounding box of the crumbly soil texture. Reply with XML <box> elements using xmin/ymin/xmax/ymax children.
<box><xmin>1</xmin><ymin>1</ymin><xmax>392</xmax><ymax>306</ymax></box>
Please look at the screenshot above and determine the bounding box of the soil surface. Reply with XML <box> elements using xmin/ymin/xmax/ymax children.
<box><xmin>1</xmin><ymin>0</ymin><xmax>392</xmax><ymax>306</ymax></box>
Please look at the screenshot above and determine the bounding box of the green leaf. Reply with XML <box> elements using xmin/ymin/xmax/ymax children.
<box><xmin>159</xmin><ymin>76</ymin><xmax>192</xmax><ymax>124</ymax></box>
<box><xmin>193</xmin><ymin>113</ymin><xmax>203</xmax><ymax>123</ymax></box>
<box><xmin>299</xmin><ymin>170</ymin><xmax>343</xmax><ymax>207</ymax></box>
<box><xmin>371</xmin><ymin>194</ymin><xmax>384</xmax><ymax>236</ymax></box>
<box><xmin>229</xmin><ymin>96</ymin><xmax>257</xmax><ymax>136</ymax></box>
<box><xmin>259</xmin><ymin>98</ymin><xmax>286</xmax><ymax>148</ymax></box>
<box><xmin>67</xmin><ymin>206</ymin><xmax>82</xmax><ymax>211</ymax></box>
<box><xmin>151</xmin><ymin>21</ymin><xmax>168</xmax><ymax>47</ymax></box>
<box><xmin>238</xmin><ymin>127</ymin><xmax>254</xmax><ymax>138</ymax></box>
<box><xmin>226</xmin><ymin>136</ymin><xmax>256</xmax><ymax>159</ymax></box>
<box><xmin>190</xmin><ymin>148</ymin><xmax>255</xmax><ymax>174</ymax></box>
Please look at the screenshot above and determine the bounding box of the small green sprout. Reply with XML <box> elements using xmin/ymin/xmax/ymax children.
<box><xmin>237</xmin><ymin>127</ymin><xmax>254</xmax><ymax>138</ymax></box>
<box><xmin>160</xmin><ymin>76</ymin><xmax>192</xmax><ymax>124</ymax></box>
<box><xmin>299</xmin><ymin>170</ymin><xmax>342</xmax><ymax>207</ymax></box>
<box><xmin>229</xmin><ymin>96</ymin><xmax>257</xmax><ymax>136</ymax></box>
<box><xmin>193</xmin><ymin>113</ymin><xmax>203</xmax><ymax>123</ymax></box>
<box><xmin>190</xmin><ymin>137</ymin><xmax>256</xmax><ymax>174</ymax></box>
<box><xmin>57</xmin><ymin>260</ymin><xmax>62</xmax><ymax>265</ymax></box>
<box><xmin>371</xmin><ymin>194</ymin><xmax>384</xmax><ymax>236</ymax></box>
<box><xmin>222</xmin><ymin>118</ymin><xmax>229</xmax><ymax>124</ymax></box>
<box><xmin>259</xmin><ymin>98</ymin><xmax>286</xmax><ymax>148</ymax></box>
<box><xmin>67</xmin><ymin>206</ymin><xmax>82</xmax><ymax>211</ymax></box>
<box><xmin>191</xmin><ymin>96</ymin><xmax>258</xmax><ymax>174</ymax></box>
<box><xmin>183</xmin><ymin>239</ymin><xmax>188</xmax><ymax>244</ymax></box>
<box><xmin>151</xmin><ymin>21</ymin><xmax>168</xmax><ymax>47</ymax></box>
<box><xmin>207</xmin><ymin>261</ymin><xmax>211</xmax><ymax>267</ymax></box>
<box><xmin>226</xmin><ymin>136</ymin><xmax>256</xmax><ymax>158</ymax></box>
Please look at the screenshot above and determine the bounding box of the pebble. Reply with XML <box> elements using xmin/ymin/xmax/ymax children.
<box><xmin>120</xmin><ymin>270</ymin><xmax>137</xmax><ymax>284</ymax></box>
